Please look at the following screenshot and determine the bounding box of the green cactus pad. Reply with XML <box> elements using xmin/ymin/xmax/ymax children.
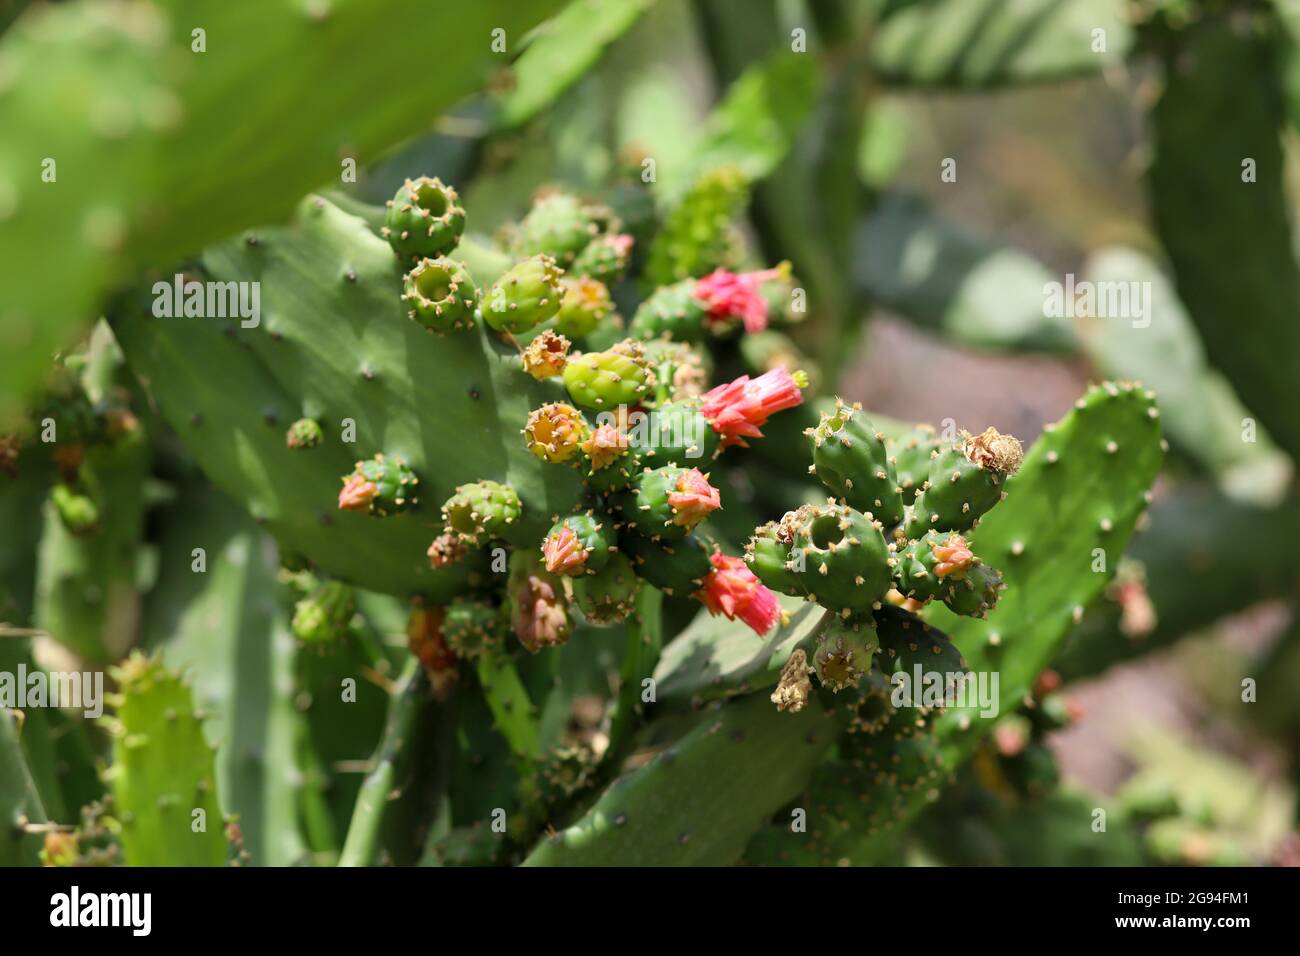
<box><xmin>812</xmin><ymin>616</ymin><xmax>879</xmax><ymax>692</ymax></box>
<box><xmin>807</xmin><ymin>399</ymin><xmax>904</xmax><ymax>526</ymax></box>
<box><xmin>104</xmin><ymin>654</ymin><xmax>227</xmax><ymax>866</ymax></box>
<box><xmin>442</xmin><ymin>479</ymin><xmax>522</xmax><ymax>543</ymax></box>
<box><xmin>621</xmin><ymin>530</ymin><xmax>712</xmax><ymax>596</ymax></box>
<box><xmin>401</xmin><ymin>257</ymin><xmax>478</xmax><ymax>333</ymax></box>
<box><xmin>383</xmin><ymin>176</ymin><xmax>466</xmax><ymax>260</ymax></box>
<box><xmin>562</xmin><ymin>341</ymin><xmax>655</xmax><ymax>410</ymax></box>
<box><xmin>573</xmin><ymin>551</ymin><xmax>642</xmax><ymax>624</ymax></box>
<box><xmin>789</xmin><ymin>501</ymin><xmax>892</xmax><ymax>615</ymax></box>
<box><xmin>443</xmin><ymin>596</ymin><xmax>505</xmax><ymax>661</ymax></box>
<box><xmin>483</xmin><ymin>254</ymin><xmax>565</xmax><ymax>333</ymax></box>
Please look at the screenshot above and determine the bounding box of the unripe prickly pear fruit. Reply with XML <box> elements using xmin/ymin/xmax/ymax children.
<box><xmin>620</xmin><ymin>530</ymin><xmax>712</xmax><ymax>596</ymax></box>
<box><xmin>630</xmin><ymin>398</ymin><xmax>719</xmax><ymax>466</ymax></box>
<box><xmin>285</xmin><ymin>417</ymin><xmax>323</xmax><ymax>450</ymax></box>
<box><xmin>643</xmin><ymin>339</ymin><xmax>712</xmax><ymax>402</ymax></box>
<box><xmin>807</xmin><ymin>399</ymin><xmax>904</xmax><ymax>527</ymax></box>
<box><xmin>542</xmin><ymin>512</ymin><xmax>616</xmax><ymax>576</ymax></box>
<box><xmin>619</xmin><ymin>465</ymin><xmax>720</xmax><ymax>539</ymax></box>
<box><xmin>291</xmin><ymin>580</ymin><xmax>355</xmax><ymax>644</ymax></box>
<box><xmin>892</xmin><ymin>531</ymin><xmax>976</xmax><ymax>603</ymax></box>
<box><xmin>904</xmin><ymin>427</ymin><xmax>1022</xmax><ymax>538</ymax></box>
<box><xmin>442</xmin><ymin>596</ymin><xmax>505</xmax><ymax>660</ymax></box>
<box><xmin>507</xmin><ymin>553</ymin><xmax>572</xmax><ymax>652</ymax></box>
<box><xmin>573</xmin><ymin>551</ymin><xmax>642</xmax><ymax>624</ymax></box>
<box><xmin>628</xmin><ymin>280</ymin><xmax>707</xmax><ymax>342</ymax></box>
<box><xmin>813</xmin><ymin>617</ymin><xmax>879</xmax><ymax>692</ymax></box>
<box><xmin>401</xmin><ymin>257</ymin><xmax>478</xmax><ymax>332</ymax></box>
<box><xmin>889</xmin><ymin>424</ymin><xmax>940</xmax><ymax>504</ymax></box>
<box><xmin>483</xmin><ymin>254</ymin><xmax>564</xmax><ymax>333</ymax></box>
<box><xmin>523</xmin><ymin>402</ymin><xmax>589</xmax><ymax>463</ymax></box>
<box><xmin>338</xmin><ymin>453</ymin><xmax>419</xmax><ymax>516</ymax></box>
<box><xmin>51</xmin><ymin>483</ymin><xmax>100</xmax><ymax>536</ymax></box>
<box><xmin>790</xmin><ymin>501</ymin><xmax>892</xmax><ymax>615</ymax></box>
<box><xmin>745</xmin><ymin>517</ymin><xmax>805</xmax><ymax>597</ymax></box>
<box><xmin>942</xmin><ymin>562</ymin><xmax>1004</xmax><ymax>618</ymax></box>
<box><xmin>521</xmin><ymin>329</ymin><xmax>570</xmax><ymax>380</ymax></box>
<box><xmin>383</xmin><ymin>176</ymin><xmax>466</xmax><ymax>260</ymax></box>
<box><xmin>441</xmin><ymin>479</ymin><xmax>522</xmax><ymax>543</ymax></box>
<box><xmin>874</xmin><ymin>604</ymin><xmax>967</xmax><ymax>691</ymax></box>
<box><xmin>554</xmin><ymin>276</ymin><xmax>613</xmax><ymax>339</ymax></box>
<box><xmin>578</xmin><ymin>421</ymin><xmax>637</xmax><ymax>491</ymax></box>
<box><xmin>570</xmin><ymin>233</ymin><xmax>634</xmax><ymax>285</ymax></box>
<box><xmin>562</xmin><ymin>339</ymin><xmax>655</xmax><ymax>410</ymax></box>
<box><xmin>511</xmin><ymin>192</ymin><xmax>600</xmax><ymax>268</ymax></box>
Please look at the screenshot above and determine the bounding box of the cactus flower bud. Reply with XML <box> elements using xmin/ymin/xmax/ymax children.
<box><xmin>524</xmin><ymin>402</ymin><xmax>589</xmax><ymax>463</ymax></box>
<box><xmin>580</xmin><ymin>422</ymin><xmax>630</xmax><ymax>472</ymax></box>
<box><xmin>694</xmin><ymin>552</ymin><xmax>781</xmax><ymax>636</ymax></box>
<box><xmin>337</xmin><ymin>454</ymin><xmax>419</xmax><ymax>516</ymax></box>
<box><xmin>521</xmin><ymin>329</ymin><xmax>571</xmax><ymax>380</ymax></box>
<box><xmin>666</xmin><ymin>468</ymin><xmax>721</xmax><ymax>530</ymax></box>
<box><xmin>427</xmin><ymin>532</ymin><xmax>468</xmax><ymax>568</ymax></box>
<box><xmin>286</xmin><ymin>417</ymin><xmax>323</xmax><ymax>450</ymax></box>
<box><xmin>338</xmin><ymin>475</ymin><xmax>377</xmax><ymax>512</ymax></box>
<box><xmin>700</xmin><ymin>366</ymin><xmax>804</xmax><ymax>448</ymax></box>
<box><xmin>509</xmin><ymin>556</ymin><xmax>572</xmax><ymax>653</ymax></box>
<box><xmin>931</xmin><ymin>533</ymin><xmax>975</xmax><ymax>578</ymax></box>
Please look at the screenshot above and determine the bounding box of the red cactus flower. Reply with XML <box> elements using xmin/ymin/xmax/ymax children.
<box><xmin>695</xmin><ymin>552</ymin><xmax>780</xmax><ymax>636</ymax></box>
<box><xmin>693</xmin><ymin>266</ymin><xmax>785</xmax><ymax>334</ymax></box>
<box><xmin>542</xmin><ymin>525</ymin><xmax>589</xmax><ymax>575</ymax></box>
<box><xmin>700</xmin><ymin>366</ymin><xmax>805</xmax><ymax>448</ymax></box>
<box><xmin>667</xmin><ymin>468</ymin><xmax>721</xmax><ymax>530</ymax></box>
<box><xmin>580</xmin><ymin>422</ymin><xmax>629</xmax><ymax>471</ymax></box>
<box><xmin>338</xmin><ymin>475</ymin><xmax>378</xmax><ymax>512</ymax></box>
<box><xmin>931</xmin><ymin>534</ymin><xmax>975</xmax><ymax>578</ymax></box>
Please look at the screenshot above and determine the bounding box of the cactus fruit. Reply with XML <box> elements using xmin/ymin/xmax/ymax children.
<box><xmin>511</xmin><ymin>192</ymin><xmax>600</xmax><ymax>268</ymax></box>
<box><xmin>700</xmin><ymin>366</ymin><xmax>805</xmax><ymax>449</ymax></box>
<box><xmin>483</xmin><ymin>254</ymin><xmax>565</xmax><ymax>333</ymax></box>
<box><xmin>442</xmin><ymin>596</ymin><xmax>505</xmax><ymax>660</ymax></box>
<box><xmin>789</xmin><ymin>501</ymin><xmax>893</xmax><ymax>615</ymax></box>
<box><xmin>807</xmin><ymin>400</ymin><xmax>905</xmax><ymax>527</ymax></box>
<box><xmin>621</xmin><ymin>530</ymin><xmax>713</xmax><ymax>596</ymax></box>
<box><xmin>572</xmin><ymin>552</ymin><xmax>642</xmax><ymax>624</ymax></box>
<box><xmin>50</xmin><ymin>483</ymin><xmax>100</xmax><ymax>536</ymax></box>
<box><xmin>578</xmin><ymin>421</ymin><xmax>636</xmax><ymax>490</ymax></box>
<box><xmin>629</xmin><ymin>281</ymin><xmax>708</xmax><ymax>342</ymax></box>
<box><xmin>892</xmin><ymin>531</ymin><xmax>978</xmax><ymax>603</ymax></box>
<box><xmin>104</xmin><ymin>653</ymin><xmax>227</xmax><ymax>866</ymax></box>
<box><xmin>508</xmin><ymin>553</ymin><xmax>572</xmax><ymax>653</ymax></box>
<box><xmin>400</xmin><ymin>257</ymin><xmax>478</xmax><ymax>333</ymax></box>
<box><xmin>383</xmin><ymin>176</ymin><xmax>467</xmax><ymax>260</ymax></box>
<box><xmin>521</xmin><ymin>329</ymin><xmax>571</xmax><ymax>380</ymax></box>
<box><xmin>554</xmin><ymin>276</ymin><xmax>615</xmax><ymax>339</ymax></box>
<box><xmin>889</xmin><ymin>424</ymin><xmax>940</xmax><ymax>504</ymax></box>
<box><xmin>812</xmin><ymin>617</ymin><xmax>879</xmax><ymax>692</ymax></box>
<box><xmin>406</xmin><ymin>604</ymin><xmax>458</xmax><ymax>699</ymax></box>
<box><xmin>646</xmin><ymin>165</ymin><xmax>748</xmax><ymax>285</ymax></box>
<box><xmin>631</xmin><ymin>399</ymin><xmax>719</xmax><ymax>465</ymax></box>
<box><xmin>745</xmin><ymin>517</ymin><xmax>805</xmax><ymax>597</ymax></box>
<box><xmin>942</xmin><ymin>562</ymin><xmax>1004</xmax><ymax>618</ymax></box>
<box><xmin>541</xmin><ymin>513</ymin><xmax>616</xmax><ymax>576</ymax></box>
<box><xmin>523</xmin><ymin>402</ymin><xmax>589</xmax><ymax>463</ymax></box>
<box><xmin>291</xmin><ymin>580</ymin><xmax>355</xmax><ymax>644</ymax></box>
<box><xmin>337</xmin><ymin>453</ymin><xmax>419</xmax><ymax>517</ymax></box>
<box><xmin>644</xmin><ymin>339</ymin><xmax>712</xmax><ymax>402</ymax></box>
<box><xmin>570</xmin><ymin>233</ymin><xmax>634</xmax><ymax>286</ymax></box>
<box><xmin>562</xmin><ymin>340</ymin><xmax>655</xmax><ymax>410</ymax></box>
<box><xmin>285</xmin><ymin>418</ymin><xmax>323</xmax><ymax>451</ymax></box>
<box><xmin>427</xmin><ymin>532</ymin><xmax>469</xmax><ymax>569</ymax></box>
<box><xmin>874</xmin><ymin>604</ymin><xmax>967</xmax><ymax>687</ymax></box>
<box><xmin>441</xmin><ymin>480</ymin><xmax>523</xmax><ymax>543</ymax></box>
<box><xmin>694</xmin><ymin>552</ymin><xmax>781</xmax><ymax>636</ymax></box>
<box><xmin>620</xmin><ymin>465</ymin><xmax>721</xmax><ymax>538</ymax></box>
<box><xmin>905</xmin><ymin>427</ymin><xmax>1023</xmax><ymax>538</ymax></box>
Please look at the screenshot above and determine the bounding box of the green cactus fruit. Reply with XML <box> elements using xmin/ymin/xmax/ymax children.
<box><xmin>285</xmin><ymin>417</ymin><xmax>323</xmax><ymax>450</ymax></box>
<box><xmin>812</xmin><ymin>617</ymin><xmax>879</xmax><ymax>692</ymax></box>
<box><xmin>291</xmin><ymin>580</ymin><xmax>355</xmax><ymax>644</ymax></box>
<box><xmin>790</xmin><ymin>501</ymin><xmax>893</xmax><ymax>615</ymax></box>
<box><xmin>847</xmin><ymin>669</ymin><xmax>898</xmax><ymax>736</ymax></box>
<box><xmin>570</xmin><ymin>232</ymin><xmax>634</xmax><ymax>285</ymax></box>
<box><xmin>573</xmin><ymin>552</ymin><xmax>642</xmax><ymax>624</ymax></box>
<box><xmin>620</xmin><ymin>530</ymin><xmax>712</xmax><ymax>596</ymax></box>
<box><xmin>744</xmin><ymin>518</ymin><xmax>805</xmax><ymax>597</ymax></box>
<box><xmin>441</xmin><ymin>479</ymin><xmax>522</xmax><ymax>543</ymax></box>
<box><xmin>400</xmin><ymin>257</ymin><xmax>478</xmax><ymax>333</ymax></box>
<box><xmin>511</xmin><ymin>192</ymin><xmax>599</xmax><ymax>268</ymax></box>
<box><xmin>873</xmin><ymin>604</ymin><xmax>968</xmax><ymax>700</ymax></box>
<box><xmin>629</xmin><ymin>399</ymin><xmax>719</xmax><ymax>466</ymax></box>
<box><xmin>554</xmin><ymin>276</ymin><xmax>614</xmax><ymax>339</ymax></box>
<box><xmin>507</xmin><ymin>552</ymin><xmax>573</xmax><ymax>653</ymax></box>
<box><xmin>483</xmin><ymin>254</ymin><xmax>564</xmax><ymax>333</ymax></box>
<box><xmin>383</xmin><ymin>176</ymin><xmax>466</xmax><ymax>260</ymax></box>
<box><xmin>905</xmin><ymin>427</ymin><xmax>1023</xmax><ymax>538</ymax></box>
<box><xmin>51</xmin><ymin>483</ymin><xmax>100</xmax><ymax>536</ymax></box>
<box><xmin>892</xmin><ymin>530</ymin><xmax>977</xmax><ymax>603</ymax></box>
<box><xmin>807</xmin><ymin>399</ymin><xmax>904</xmax><ymax>527</ymax></box>
<box><xmin>643</xmin><ymin>339</ymin><xmax>712</xmax><ymax>403</ymax></box>
<box><xmin>562</xmin><ymin>339</ymin><xmax>655</xmax><ymax>411</ymax></box>
<box><xmin>889</xmin><ymin>424</ymin><xmax>940</xmax><ymax>504</ymax></box>
<box><xmin>619</xmin><ymin>465</ymin><xmax>720</xmax><ymax>540</ymax></box>
<box><xmin>542</xmin><ymin>512</ymin><xmax>616</xmax><ymax>577</ymax></box>
<box><xmin>942</xmin><ymin>561</ymin><xmax>1004</xmax><ymax>619</ymax></box>
<box><xmin>646</xmin><ymin>165</ymin><xmax>748</xmax><ymax>285</ymax></box>
<box><xmin>442</xmin><ymin>596</ymin><xmax>505</xmax><ymax>661</ymax></box>
<box><xmin>104</xmin><ymin>653</ymin><xmax>227</xmax><ymax>866</ymax></box>
<box><xmin>852</xmin><ymin>710</ymin><xmax>944</xmax><ymax>795</ymax></box>
<box><xmin>337</xmin><ymin>453</ymin><xmax>419</xmax><ymax>517</ymax></box>
<box><xmin>577</xmin><ymin>422</ymin><xmax>638</xmax><ymax>492</ymax></box>
<box><xmin>628</xmin><ymin>280</ymin><xmax>707</xmax><ymax>342</ymax></box>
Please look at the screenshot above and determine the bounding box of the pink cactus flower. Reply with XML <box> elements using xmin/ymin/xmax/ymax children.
<box><xmin>695</xmin><ymin>552</ymin><xmax>781</xmax><ymax>636</ymax></box>
<box><xmin>667</xmin><ymin>468</ymin><xmax>721</xmax><ymax>530</ymax></box>
<box><xmin>693</xmin><ymin>266</ymin><xmax>786</xmax><ymax>333</ymax></box>
<box><xmin>700</xmin><ymin>366</ymin><xmax>805</xmax><ymax>448</ymax></box>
